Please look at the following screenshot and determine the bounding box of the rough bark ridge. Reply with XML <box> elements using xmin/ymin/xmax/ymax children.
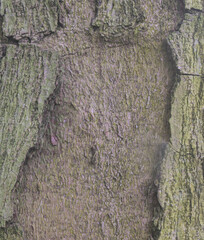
<box><xmin>92</xmin><ymin>0</ymin><xmax>144</xmax><ymax>41</ymax></box>
<box><xmin>0</xmin><ymin>45</ymin><xmax>58</xmax><ymax>227</ymax></box>
<box><xmin>0</xmin><ymin>0</ymin><xmax>58</xmax><ymax>41</ymax></box>
<box><xmin>155</xmin><ymin>1</ymin><xmax>204</xmax><ymax>239</ymax></box>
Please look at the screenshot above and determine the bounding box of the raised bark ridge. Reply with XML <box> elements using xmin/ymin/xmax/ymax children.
<box><xmin>156</xmin><ymin>3</ymin><xmax>204</xmax><ymax>240</ymax></box>
<box><xmin>0</xmin><ymin>0</ymin><xmax>58</xmax><ymax>41</ymax></box>
<box><xmin>185</xmin><ymin>0</ymin><xmax>203</xmax><ymax>10</ymax></box>
<box><xmin>92</xmin><ymin>0</ymin><xmax>144</xmax><ymax>41</ymax></box>
<box><xmin>0</xmin><ymin>45</ymin><xmax>58</xmax><ymax>227</ymax></box>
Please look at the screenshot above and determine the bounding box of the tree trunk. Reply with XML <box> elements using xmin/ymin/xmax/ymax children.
<box><xmin>0</xmin><ymin>0</ymin><xmax>203</xmax><ymax>239</ymax></box>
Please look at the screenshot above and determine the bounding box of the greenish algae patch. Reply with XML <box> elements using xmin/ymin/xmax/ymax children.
<box><xmin>157</xmin><ymin>75</ymin><xmax>204</xmax><ymax>240</ymax></box>
<box><xmin>185</xmin><ymin>0</ymin><xmax>203</xmax><ymax>10</ymax></box>
<box><xmin>167</xmin><ymin>13</ymin><xmax>203</xmax><ymax>75</ymax></box>
<box><xmin>0</xmin><ymin>0</ymin><xmax>58</xmax><ymax>41</ymax></box>
<box><xmin>92</xmin><ymin>0</ymin><xmax>144</xmax><ymax>41</ymax></box>
<box><xmin>0</xmin><ymin>45</ymin><xmax>58</xmax><ymax>227</ymax></box>
<box><xmin>156</xmin><ymin>9</ymin><xmax>204</xmax><ymax>240</ymax></box>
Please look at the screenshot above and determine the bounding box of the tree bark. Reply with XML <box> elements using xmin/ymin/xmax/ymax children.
<box><xmin>0</xmin><ymin>45</ymin><xmax>58</xmax><ymax>227</ymax></box>
<box><xmin>156</xmin><ymin>2</ymin><xmax>204</xmax><ymax>239</ymax></box>
<box><xmin>0</xmin><ymin>0</ymin><xmax>203</xmax><ymax>239</ymax></box>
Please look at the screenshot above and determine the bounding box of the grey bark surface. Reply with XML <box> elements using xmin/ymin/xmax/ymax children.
<box><xmin>0</xmin><ymin>0</ymin><xmax>203</xmax><ymax>239</ymax></box>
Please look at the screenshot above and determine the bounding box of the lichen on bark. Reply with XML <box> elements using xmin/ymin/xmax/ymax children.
<box><xmin>0</xmin><ymin>0</ymin><xmax>58</xmax><ymax>41</ymax></box>
<box><xmin>185</xmin><ymin>0</ymin><xmax>203</xmax><ymax>10</ymax></box>
<box><xmin>92</xmin><ymin>0</ymin><xmax>144</xmax><ymax>41</ymax></box>
<box><xmin>167</xmin><ymin>13</ymin><xmax>203</xmax><ymax>76</ymax></box>
<box><xmin>0</xmin><ymin>45</ymin><xmax>58</xmax><ymax>227</ymax></box>
<box><xmin>156</xmin><ymin>6</ymin><xmax>204</xmax><ymax>240</ymax></box>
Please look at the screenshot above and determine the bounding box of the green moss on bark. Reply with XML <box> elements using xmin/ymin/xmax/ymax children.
<box><xmin>0</xmin><ymin>0</ymin><xmax>58</xmax><ymax>41</ymax></box>
<box><xmin>92</xmin><ymin>0</ymin><xmax>144</xmax><ymax>41</ymax></box>
<box><xmin>157</xmin><ymin>75</ymin><xmax>204</xmax><ymax>239</ymax></box>
<box><xmin>0</xmin><ymin>45</ymin><xmax>58</xmax><ymax>227</ymax></box>
<box><xmin>185</xmin><ymin>0</ymin><xmax>203</xmax><ymax>10</ymax></box>
<box><xmin>156</xmin><ymin>8</ymin><xmax>204</xmax><ymax>240</ymax></box>
<box><xmin>167</xmin><ymin>13</ymin><xmax>203</xmax><ymax>76</ymax></box>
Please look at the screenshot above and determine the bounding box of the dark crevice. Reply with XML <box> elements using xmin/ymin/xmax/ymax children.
<box><xmin>58</xmin><ymin>20</ymin><xmax>64</xmax><ymax>29</ymax></box>
<box><xmin>94</xmin><ymin>0</ymin><xmax>101</xmax><ymax>18</ymax></box>
<box><xmin>1</xmin><ymin>36</ymin><xmax>19</xmax><ymax>46</ymax></box>
<box><xmin>91</xmin><ymin>24</ymin><xmax>99</xmax><ymax>32</ymax></box>
<box><xmin>161</xmin><ymin>39</ymin><xmax>178</xmax><ymax>141</ymax></box>
<box><xmin>0</xmin><ymin>15</ymin><xmax>19</xmax><ymax>45</ymax></box>
<box><xmin>185</xmin><ymin>8</ymin><xmax>204</xmax><ymax>14</ymax></box>
<box><xmin>0</xmin><ymin>45</ymin><xmax>6</xmax><ymax>59</ymax></box>
<box><xmin>90</xmin><ymin>0</ymin><xmax>100</xmax><ymax>31</ymax></box>
<box><xmin>57</xmin><ymin>6</ymin><xmax>65</xmax><ymax>29</ymax></box>
<box><xmin>41</xmin><ymin>31</ymin><xmax>55</xmax><ymax>38</ymax></box>
<box><xmin>18</xmin><ymin>36</ymin><xmax>31</xmax><ymax>44</ymax></box>
<box><xmin>179</xmin><ymin>73</ymin><xmax>202</xmax><ymax>77</ymax></box>
<box><xmin>22</xmin><ymin>147</ymin><xmax>38</xmax><ymax>168</ymax></box>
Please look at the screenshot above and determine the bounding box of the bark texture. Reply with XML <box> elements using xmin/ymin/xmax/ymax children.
<box><xmin>0</xmin><ymin>0</ymin><xmax>58</xmax><ymax>41</ymax></box>
<box><xmin>0</xmin><ymin>45</ymin><xmax>58</xmax><ymax>227</ymax></box>
<box><xmin>92</xmin><ymin>0</ymin><xmax>144</xmax><ymax>41</ymax></box>
<box><xmin>155</xmin><ymin>2</ymin><xmax>204</xmax><ymax>239</ymax></box>
<box><xmin>0</xmin><ymin>0</ymin><xmax>202</xmax><ymax>239</ymax></box>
